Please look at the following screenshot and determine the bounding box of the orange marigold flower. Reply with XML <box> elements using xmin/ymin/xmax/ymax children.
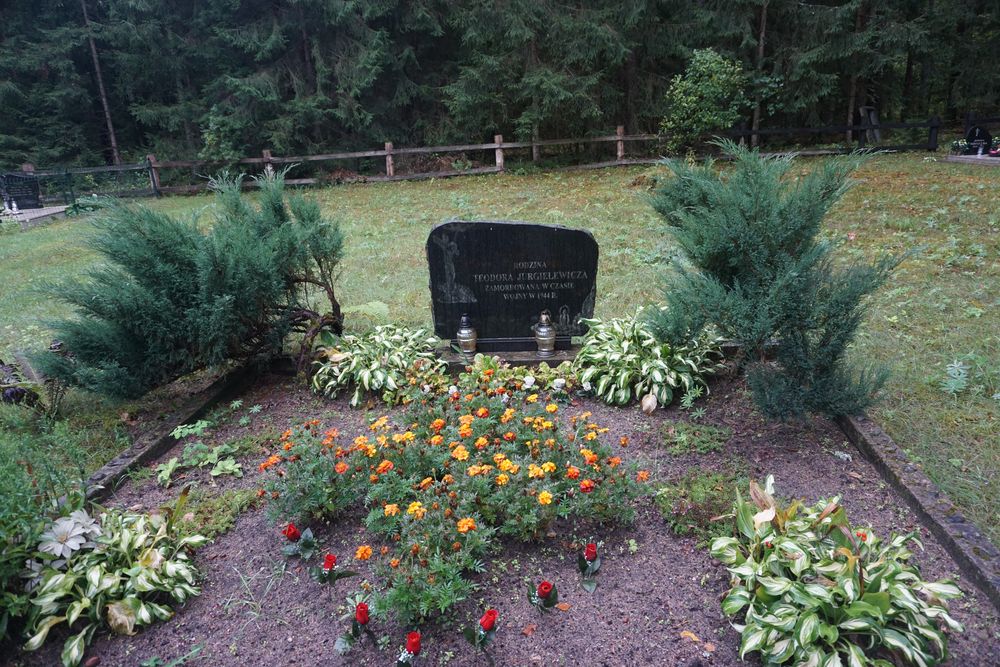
<box><xmin>498</xmin><ymin>458</ymin><xmax>514</xmax><ymax>472</ymax></box>
<box><xmin>390</xmin><ymin>558</ymin><xmax>401</xmax><ymax>569</ymax></box>
<box><xmin>545</xmin><ymin>403</ymin><xmax>558</xmax><ymax>414</ymax></box>
<box><xmin>431</xmin><ymin>418</ymin><xmax>446</xmax><ymax>432</ymax></box>
<box><xmin>418</xmin><ymin>476</ymin><xmax>434</xmax><ymax>490</ymax></box>
<box><xmin>566</xmin><ymin>465</ymin><xmax>581</xmax><ymax>479</ymax></box>
<box><xmin>429</xmin><ymin>434</ymin><xmax>444</xmax><ymax>446</ymax></box>
<box><xmin>495</xmin><ymin>473</ymin><xmax>509</xmax><ymax>486</ymax></box>
<box><xmin>442</xmin><ymin>474</ymin><xmax>455</xmax><ymax>485</ymax></box>
<box><xmin>458</xmin><ymin>414</ymin><xmax>475</xmax><ymax>425</ymax></box>
<box><xmin>636</xmin><ymin>470</ymin><xmax>650</xmax><ymax>482</ymax></box>
<box><xmin>335</xmin><ymin>461</ymin><xmax>349</xmax><ymax>474</ymax></box>
<box><xmin>580</xmin><ymin>448</ymin><xmax>599</xmax><ymax>465</ymax></box>
<box><xmin>280</xmin><ymin>429</ymin><xmax>292</xmax><ymax>441</ymax></box>
<box><xmin>376</xmin><ymin>459</ymin><xmax>394</xmax><ymax>474</ymax></box>
<box><xmin>384</xmin><ymin>503</ymin><xmax>401</xmax><ymax>517</ymax></box>
<box><xmin>508</xmin><ymin>464</ymin><xmax>520</xmax><ymax>475</ymax></box>
<box><xmin>355</xmin><ymin>545</ymin><xmax>373</xmax><ymax>560</ymax></box>
<box><xmin>354</xmin><ymin>435</ymin><xmax>370</xmax><ymax>448</ymax></box>
<box><xmin>580</xmin><ymin>479</ymin><xmax>596</xmax><ymax>494</ymax></box>
<box><xmin>380</xmin><ymin>545</ymin><xmax>390</xmax><ymax>556</ymax></box>
<box><xmin>608</xmin><ymin>456</ymin><xmax>622</xmax><ymax>468</ymax></box>
<box><xmin>476</xmin><ymin>407</ymin><xmax>490</xmax><ymax>418</ymax></box>
<box><xmin>458</xmin><ymin>426</ymin><xmax>473</xmax><ymax>439</ymax></box>
<box><xmin>407</xmin><ymin>501</ymin><xmax>427</xmax><ymax>519</ymax></box>
<box><xmin>483</xmin><ymin>369</ymin><xmax>495</xmax><ymax>377</ymax></box>
<box><xmin>537</xmin><ymin>490</ymin><xmax>553</xmax><ymax>505</ymax></box>
<box><xmin>500</xmin><ymin>408</ymin><xmax>516</xmax><ymax>424</ymax></box>
<box><xmin>528</xmin><ymin>464</ymin><xmax>545</xmax><ymax>479</ymax></box>
<box><xmin>370</xmin><ymin>416</ymin><xmax>389</xmax><ymax>431</ymax></box>
<box><xmin>503</xmin><ymin>431</ymin><xmax>516</xmax><ymax>442</ymax></box>
<box><xmin>258</xmin><ymin>455</ymin><xmax>282</xmax><ymax>472</ymax></box>
<box><xmin>282</xmin><ymin>441</ymin><xmax>294</xmax><ymax>451</ymax></box>
<box><xmin>474</xmin><ymin>436</ymin><xmax>489</xmax><ymax>449</ymax></box>
<box><xmin>451</xmin><ymin>445</ymin><xmax>470</xmax><ymax>461</ymax></box>
<box><xmin>493</xmin><ymin>452</ymin><xmax>507</xmax><ymax>465</ymax></box>
<box><xmin>369</xmin><ymin>474</ymin><xmax>379</xmax><ymax>483</ymax></box>
<box><xmin>456</xmin><ymin>518</ymin><xmax>477</xmax><ymax>533</ymax></box>
<box><xmin>256</xmin><ymin>488</ymin><xmax>266</xmax><ymax>498</ymax></box>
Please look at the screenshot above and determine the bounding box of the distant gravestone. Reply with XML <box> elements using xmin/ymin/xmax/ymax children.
<box><xmin>965</xmin><ymin>126</ymin><xmax>992</xmax><ymax>155</ymax></box>
<box><xmin>427</xmin><ymin>221</ymin><xmax>598</xmax><ymax>351</ymax></box>
<box><xmin>1</xmin><ymin>173</ymin><xmax>42</xmax><ymax>209</ymax></box>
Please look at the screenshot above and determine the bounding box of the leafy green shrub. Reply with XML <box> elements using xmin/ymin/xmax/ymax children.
<box><xmin>263</xmin><ymin>365</ymin><xmax>642</xmax><ymax>623</ymax></box>
<box><xmin>653</xmin><ymin>471</ymin><xmax>736</xmax><ymax>541</ymax></box>
<box><xmin>35</xmin><ymin>171</ymin><xmax>345</xmax><ymax>399</ymax></box>
<box><xmin>573</xmin><ymin>309</ymin><xmax>723</xmax><ymax>410</ymax></box>
<box><xmin>710</xmin><ymin>477</ymin><xmax>963</xmax><ymax>666</ymax></box>
<box><xmin>648</xmin><ymin>142</ymin><xmax>902</xmax><ymax>419</ymax></box>
<box><xmin>662</xmin><ymin>420</ymin><xmax>731</xmax><ymax>455</ymax></box>
<box><xmin>22</xmin><ymin>492</ymin><xmax>207</xmax><ymax>667</ymax></box>
<box><xmin>660</xmin><ymin>49</ymin><xmax>747</xmax><ymax>154</ymax></box>
<box><xmin>311</xmin><ymin>325</ymin><xmax>445</xmax><ymax>406</ymax></box>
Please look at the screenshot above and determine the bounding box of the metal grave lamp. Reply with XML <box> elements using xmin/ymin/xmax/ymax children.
<box><xmin>533</xmin><ymin>310</ymin><xmax>556</xmax><ymax>357</ymax></box>
<box><xmin>456</xmin><ymin>313</ymin><xmax>477</xmax><ymax>355</ymax></box>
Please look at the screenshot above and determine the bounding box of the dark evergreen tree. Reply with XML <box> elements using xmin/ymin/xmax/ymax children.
<box><xmin>646</xmin><ymin>140</ymin><xmax>902</xmax><ymax>418</ymax></box>
<box><xmin>34</xmin><ymin>172</ymin><xmax>344</xmax><ymax>398</ymax></box>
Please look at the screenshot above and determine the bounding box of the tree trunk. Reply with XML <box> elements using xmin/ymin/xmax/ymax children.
<box><xmin>901</xmin><ymin>49</ymin><xmax>914</xmax><ymax>121</ymax></box>
<box><xmin>845</xmin><ymin>4</ymin><xmax>866</xmax><ymax>144</ymax></box>
<box><xmin>80</xmin><ymin>0</ymin><xmax>121</xmax><ymax>165</ymax></box>
<box><xmin>751</xmin><ymin>1</ymin><xmax>769</xmax><ymax>148</ymax></box>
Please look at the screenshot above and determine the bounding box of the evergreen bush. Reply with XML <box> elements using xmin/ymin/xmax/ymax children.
<box><xmin>34</xmin><ymin>171</ymin><xmax>344</xmax><ymax>398</ymax></box>
<box><xmin>647</xmin><ymin>142</ymin><xmax>901</xmax><ymax>418</ymax></box>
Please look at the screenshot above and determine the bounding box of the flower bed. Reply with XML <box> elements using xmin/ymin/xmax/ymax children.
<box><xmin>14</xmin><ymin>371</ymin><xmax>1000</xmax><ymax>666</ymax></box>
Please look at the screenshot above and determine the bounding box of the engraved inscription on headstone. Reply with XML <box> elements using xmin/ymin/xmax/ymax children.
<box><xmin>1</xmin><ymin>174</ymin><xmax>42</xmax><ymax>209</ymax></box>
<box><xmin>964</xmin><ymin>126</ymin><xmax>992</xmax><ymax>155</ymax></box>
<box><xmin>427</xmin><ymin>221</ymin><xmax>598</xmax><ymax>352</ymax></box>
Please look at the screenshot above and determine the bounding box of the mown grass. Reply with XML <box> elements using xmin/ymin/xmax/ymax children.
<box><xmin>1</xmin><ymin>153</ymin><xmax>997</xmax><ymax>543</ymax></box>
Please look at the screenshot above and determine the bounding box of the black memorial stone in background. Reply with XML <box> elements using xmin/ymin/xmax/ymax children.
<box><xmin>1</xmin><ymin>173</ymin><xmax>42</xmax><ymax>209</ymax></box>
<box><xmin>427</xmin><ymin>221</ymin><xmax>598</xmax><ymax>352</ymax></box>
<box><xmin>964</xmin><ymin>126</ymin><xmax>992</xmax><ymax>155</ymax></box>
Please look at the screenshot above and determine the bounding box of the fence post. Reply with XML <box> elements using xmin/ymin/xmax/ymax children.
<box><xmin>384</xmin><ymin>142</ymin><xmax>394</xmax><ymax>177</ymax></box>
<box><xmin>262</xmin><ymin>149</ymin><xmax>274</xmax><ymax>177</ymax></box>
<box><xmin>532</xmin><ymin>128</ymin><xmax>540</xmax><ymax>163</ymax></box>
<box><xmin>21</xmin><ymin>163</ymin><xmax>34</xmax><ymax>174</ymax></box>
<box><xmin>146</xmin><ymin>154</ymin><xmax>161</xmax><ymax>196</ymax></box>
<box><xmin>616</xmin><ymin>125</ymin><xmax>625</xmax><ymax>162</ymax></box>
<box><xmin>928</xmin><ymin>116</ymin><xmax>941</xmax><ymax>151</ymax></box>
<box><xmin>494</xmin><ymin>135</ymin><xmax>504</xmax><ymax>171</ymax></box>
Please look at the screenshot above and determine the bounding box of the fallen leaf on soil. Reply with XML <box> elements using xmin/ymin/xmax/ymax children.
<box><xmin>705</xmin><ymin>643</ymin><xmax>716</xmax><ymax>653</ymax></box>
<box><xmin>848</xmin><ymin>471</ymin><xmax>864</xmax><ymax>480</ymax></box>
<box><xmin>521</xmin><ymin>624</ymin><xmax>537</xmax><ymax>637</ymax></box>
<box><xmin>555</xmin><ymin>602</ymin><xmax>571</xmax><ymax>611</ymax></box>
<box><xmin>680</xmin><ymin>630</ymin><xmax>700</xmax><ymax>643</ymax></box>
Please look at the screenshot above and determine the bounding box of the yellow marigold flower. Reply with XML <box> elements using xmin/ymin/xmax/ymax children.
<box><xmin>429</xmin><ymin>434</ymin><xmax>444</xmax><ymax>446</ymax></box>
<box><xmin>500</xmin><ymin>408</ymin><xmax>516</xmax><ymax>424</ymax></box>
<box><xmin>384</xmin><ymin>503</ymin><xmax>400</xmax><ymax>517</ymax></box>
<box><xmin>451</xmin><ymin>445</ymin><xmax>470</xmax><ymax>461</ymax></box>
<box><xmin>541</xmin><ymin>461</ymin><xmax>557</xmax><ymax>474</ymax></box>
<box><xmin>354</xmin><ymin>435</ymin><xmax>370</xmax><ymax>447</ymax></box>
<box><xmin>355</xmin><ymin>545</ymin><xmax>373</xmax><ymax>560</ymax></box>
<box><xmin>495</xmin><ymin>473</ymin><xmax>509</xmax><ymax>486</ymax></box>
<box><xmin>528</xmin><ymin>464</ymin><xmax>544</xmax><ymax>479</ymax></box>
<box><xmin>375</xmin><ymin>459</ymin><xmax>394</xmax><ymax>474</ymax></box>
<box><xmin>459</xmin><ymin>414</ymin><xmax>475</xmax><ymax>425</ymax></box>
<box><xmin>407</xmin><ymin>501</ymin><xmax>426</xmax><ymax>519</ymax></box>
<box><xmin>499</xmin><ymin>458</ymin><xmax>513</xmax><ymax>472</ymax></box>
<box><xmin>419</xmin><ymin>477</ymin><xmax>434</xmax><ymax>490</ymax></box>
<box><xmin>537</xmin><ymin>491</ymin><xmax>553</xmax><ymax>505</ymax></box>
<box><xmin>584</xmin><ymin>431</ymin><xmax>598</xmax><ymax>442</ymax></box>
<box><xmin>545</xmin><ymin>403</ymin><xmax>558</xmax><ymax>414</ymax></box>
<box><xmin>581</xmin><ymin>411</ymin><xmax>592</xmax><ymax>419</ymax></box>
<box><xmin>493</xmin><ymin>452</ymin><xmax>507</xmax><ymax>465</ymax></box>
<box><xmin>456</xmin><ymin>518</ymin><xmax>477</xmax><ymax>533</ymax></box>
<box><xmin>376</xmin><ymin>435</ymin><xmax>388</xmax><ymax>447</ymax></box>
<box><xmin>370</xmin><ymin>416</ymin><xmax>389</xmax><ymax>431</ymax></box>
<box><xmin>526</xmin><ymin>394</ymin><xmax>538</xmax><ymax>403</ymax></box>
<box><xmin>475</xmin><ymin>436</ymin><xmax>489</xmax><ymax>449</ymax></box>
<box><xmin>508</xmin><ymin>464</ymin><xmax>520</xmax><ymax>475</ymax></box>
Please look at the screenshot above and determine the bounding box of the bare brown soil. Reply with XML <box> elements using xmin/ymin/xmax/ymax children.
<box><xmin>12</xmin><ymin>373</ymin><xmax>1000</xmax><ymax>667</ymax></box>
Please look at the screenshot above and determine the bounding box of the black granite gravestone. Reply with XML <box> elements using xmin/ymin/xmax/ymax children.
<box><xmin>427</xmin><ymin>221</ymin><xmax>598</xmax><ymax>352</ymax></box>
<box><xmin>964</xmin><ymin>126</ymin><xmax>992</xmax><ymax>155</ymax></box>
<box><xmin>1</xmin><ymin>174</ymin><xmax>42</xmax><ymax>209</ymax></box>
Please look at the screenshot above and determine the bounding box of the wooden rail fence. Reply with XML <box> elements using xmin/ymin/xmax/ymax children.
<box><xmin>13</xmin><ymin>117</ymin><xmax>944</xmax><ymax>199</ymax></box>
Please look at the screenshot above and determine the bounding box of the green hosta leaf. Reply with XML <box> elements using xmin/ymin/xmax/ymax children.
<box><xmin>920</xmin><ymin>581</ymin><xmax>962</xmax><ymax>600</ymax></box>
<box><xmin>739</xmin><ymin>625</ymin><xmax>768</xmax><ymax>659</ymax></box>
<box><xmin>797</xmin><ymin>612</ymin><xmax>820</xmax><ymax>647</ymax></box>
<box><xmin>821</xmin><ymin>651</ymin><xmax>844</xmax><ymax>667</ymax></box>
<box><xmin>60</xmin><ymin>629</ymin><xmax>88</xmax><ymax>667</ymax></box>
<box><xmin>722</xmin><ymin>588</ymin><xmax>751</xmax><ymax>616</ymax></box>
<box><xmin>24</xmin><ymin>615</ymin><xmax>66</xmax><ymax>651</ymax></box>
<box><xmin>709</xmin><ymin>537</ymin><xmax>742</xmax><ymax>565</ymax></box>
<box><xmin>758</xmin><ymin>575</ymin><xmax>793</xmax><ymax>596</ymax></box>
<box><xmin>843</xmin><ymin>642</ymin><xmax>867</xmax><ymax>667</ymax></box>
<box><xmin>767</xmin><ymin>637</ymin><xmax>795</xmax><ymax>663</ymax></box>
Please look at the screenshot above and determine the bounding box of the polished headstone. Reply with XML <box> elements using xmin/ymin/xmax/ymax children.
<box><xmin>427</xmin><ymin>220</ymin><xmax>598</xmax><ymax>351</ymax></box>
<box><xmin>965</xmin><ymin>126</ymin><xmax>992</xmax><ymax>155</ymax></box>
<box><xmin>1</xmin><ymin>174</ymin><xmax>42</xmax><ymax>209</ymax></box>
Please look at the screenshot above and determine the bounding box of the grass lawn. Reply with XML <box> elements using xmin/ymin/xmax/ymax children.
<box><xmin>1</xmin><ymin>152</ymin><xmax>997</xmax><ymax>541</ymax></box>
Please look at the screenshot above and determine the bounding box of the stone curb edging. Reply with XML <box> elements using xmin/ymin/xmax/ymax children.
<box><xmin>86</xmin><ymin>362</ymin><xmax>260</xmax><ymax>502</ymax></box>
<box><xmin>837</xmin><ymin>413</ymin><xmax>1000</xmax><ymax>611</ymax></box>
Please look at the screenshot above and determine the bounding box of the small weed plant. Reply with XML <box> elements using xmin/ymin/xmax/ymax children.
<box><xmin>662</xmin><ymin>420</ymin><xmax>732</xmax><ymax>455</ymax></box>
<box><xmin>653</xmin><ymin>471</ymin><xmax>737</xmax><ymax>542</ymax></box>
<box><xmin>711</xmin><ymin>477</ymin><xmax>963</xmax><ymax>666</ymax></box>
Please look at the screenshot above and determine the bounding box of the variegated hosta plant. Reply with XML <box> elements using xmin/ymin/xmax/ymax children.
<box><xmin>710</xmin><ymin>477</ymin><xmax>963</xmax><ymax>667</ymax></box>
<box><xmin>23</xmin><ymin>490</ymin><xmax>207</xmax><ymax>667</ymax></box>
<box><xmin>573</xmin><ymin>309</ymin><xmax>723</xmax><ymax>409</ymax></box>
<box><xmin>311</xmin><ymin>325</ymin><xmax>446</xmax><ymax>407</ymax></box>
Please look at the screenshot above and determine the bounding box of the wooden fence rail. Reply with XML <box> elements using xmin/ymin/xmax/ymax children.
<box><xmin>15</xmin><ymin>117</ymin><xmax>945</xmax><ymax>199</ymax></box>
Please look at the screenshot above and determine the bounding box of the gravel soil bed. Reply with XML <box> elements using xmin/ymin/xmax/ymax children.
<box><xmin>12</xmin><ymin>373</ymin><xmax>1000</xmax><ymax>667</ymax></box>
